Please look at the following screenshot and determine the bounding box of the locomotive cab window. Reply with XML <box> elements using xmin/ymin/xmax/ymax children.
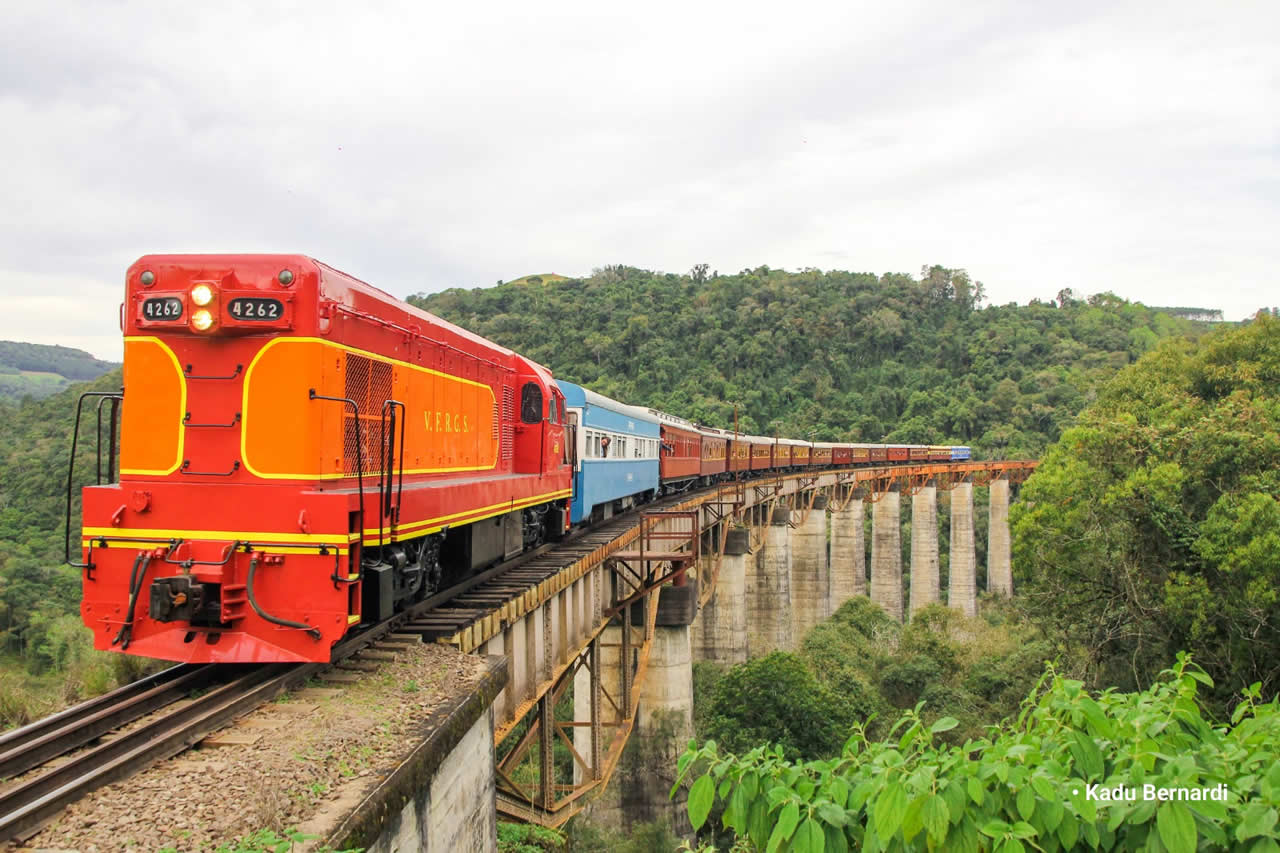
<box><xmin>520</xmin><ymin>382</ymin><xmax>542</xmax><ymax>424</ymax></box>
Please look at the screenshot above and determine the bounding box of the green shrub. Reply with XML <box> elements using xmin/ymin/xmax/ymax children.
<box><xmin>705</xmin><ymin>652</ymin><xmax>855</xmax><ymax>761</ymax></box>
<box><xmin>679</xmin><ymin>653</ymin><xmax>1280</xmax><ymax>852</ymax></box>
<box><xmin>878</xmin><ymin>655</ymin><xmax>943</xmax><ymax>709</ymax></box>
<box><xmin>498</xmin><ymin>821</ymin><xmax>565</xmax><ymax>852</ymax></box>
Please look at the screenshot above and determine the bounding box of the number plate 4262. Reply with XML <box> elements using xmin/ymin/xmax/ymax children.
<box><xmin>228</xmin><ymin>298</ymin><xmax>284</xmax><ymax>321</ymax></box>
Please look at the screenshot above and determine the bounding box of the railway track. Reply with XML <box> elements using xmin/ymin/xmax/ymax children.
<box><xmin>0</xmin><ymin>490</ymin><xmax>694</xmax><ymax>842</ymax></box>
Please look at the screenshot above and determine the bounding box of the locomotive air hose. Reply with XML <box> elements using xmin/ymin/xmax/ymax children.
<box><xmin>112</xmin><ymin>552</ymin><xmax>151</xmax><ymax>650</ymax></box>
<box><xmin>246</xmin><ymin>554</ymin><xmax>322</xmax><ymax>640</ymax></box>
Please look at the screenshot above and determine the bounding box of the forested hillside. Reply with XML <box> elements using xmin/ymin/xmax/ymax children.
<box><xmin>1013</xmin><ymin>312</ymin><xmax>1280</xmax><ymax>708</ymax></box>
<box><xmin>411</xmin><ymin>265</ymin><xmax>1207</xmax><ymax>458</ymax></box>
<box><xmin>0</xmin><ymin>370</ymin><xmax>128</xmax><ymax>713</ymax></box>
<box><xmin>0</xmin><ymin>341</ymin><xmax>119</xmax><ymax>401</ymax></box>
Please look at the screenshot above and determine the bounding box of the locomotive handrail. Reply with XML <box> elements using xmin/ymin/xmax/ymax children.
<box><xmin>182</xmin><ymin>411</ymin><xmax>241</xmax><ymax>428</ymax></box>
<box><xmin>159</xmin><ymin>540</ymin><xmax>239</xmax><ymax>569</ymax></box>
<box><xmin>308</xmin><ymin>389</ymin><xmax>366</xmax><ymax>556</ymax></box>
<box><xmin>379</xmin><ymin>399</ymin><xmax>407</xmax><ymax>545</ymax></box>
<box><xmin>178</xmin><ymin>460</ymin><xmax>241</xmax><ymax>476</ymax></box>
<box><xmin>94</xmin><ymin>395</ymin><xmax>121</xmax><ymax>484</ymax></box>
<box><xmin>183</xmin><ymin>363</ymin><xmax>243</xmax><ymax>380</ymax></box>
<box><xmin>64</xmin><ymin>390</ymin><xmax>125</xmax><ymax>569</ymax></box>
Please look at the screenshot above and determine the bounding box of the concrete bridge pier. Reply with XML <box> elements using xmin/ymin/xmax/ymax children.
<box><xmin>988</xmin><ymin>478</ymin><xmax>1013</xmax><ymax>595</ymax></box>
<box><xmin>625</xmin><ymin>619</ymin><xmax>694</xmax><ymax>834</ymax></box>
<box><xmin>829</xmin><ymin>491</ymin><xmax>866</xmax><ymax>611</ymax></box>
<box><xmin>909</xmin><ymin>484</ymin><xmax>939</xmax><ymax>618</ymax></box>
<box><xmin>948</xmin><ymin>482</ymin><xmax>977</xmax><ymax>616</ymax></box>
<box><xmin>749</xmin><ymin>506</ymin><xmax>794</xmax><ymax>655</ymax></box>
<box><xmin>870</xmin><ymin>487</ymin><xmax>903</xmax><ymax>622</ymax></box>
<box><xmin>578</xmin><ymin>598</ymin><xmax>696</xmax><ymax>833</ymax></box>
<box><xmin>791</xmin><ymin>494</ymin><xmax>830</xmax><ymax>643</ymax></box>
<box><xmin>691</xmin><ymin>528</ymin><xmax>750</xmax><ymax>666</ymax></box>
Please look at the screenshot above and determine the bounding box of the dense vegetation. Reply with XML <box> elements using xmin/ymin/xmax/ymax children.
<box><xmin>679</xmin><ymin>654</ymin><xmax>1280</xmax><ymax>852</ymax></box>
<box><xmin>675</xmin><ymin>314</ymin><xmax>1280</xmax><ymax>850</ymax></box>
<box><xmin>0</xmin><ymin>341</ymin><xmax>118</xmax><ymax>401</ymax></box>
<box><xmin>411</xmin><ymin>265</ymin><xmax>1206</xmax><ymax>458</ymax></box>
<box><xmin>0</xmin><ymin>369</ymin><xmax>143</xmax><ymax>722</ymax></box>
<box><xmin>694</xmin><ymin>599</ymin><xmax>1050</xmax><ymax>763</ymax></box>
<box><xmin>1013</xmin><ymin>313</ymin><xmax>1280</xmax><ymax>709</ymax></box>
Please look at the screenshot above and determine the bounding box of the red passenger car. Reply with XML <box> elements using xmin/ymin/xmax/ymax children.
<box><xmin>747</xmin><ymin>435</ymin><xmax>772</xmax><ymax>472</ymax></box>
<box><xmin>698</xmin><ymin>429</ymin><xmax>728</xmax><ymax>480</ymax></box>
<box><xmin>812</xmin><ymin>443</ymin><xmax>834</xmax><ymax>468</ymax></box>
<box><xmin>652</xmin><ymin>410</ymin><xmax>701</xmax><ymax>491</ymax></box>
<box><xmin>887</xmin><ymin>445</ymin><xmax>909</xmax><ymax>463</ymax></box>
<box><xmin>772</xmin><ymin>440</ymin><xmax>791</xmax><ymax>469</ymax></box>
<box><xmin>790</xmin><ymin>440</ymin><xmax>812</xmax><ymax>468</ymax></box>
<box><xmin>832</xmin><ymin>444</ymin><xmax>853</xmax><ymax>467</ymax></box>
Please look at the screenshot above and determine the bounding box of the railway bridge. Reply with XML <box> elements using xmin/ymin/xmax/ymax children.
<box><xmin>322</xmin><ymin>459</ymin><xmax>1035</xmax><ymax>850</ymax></box>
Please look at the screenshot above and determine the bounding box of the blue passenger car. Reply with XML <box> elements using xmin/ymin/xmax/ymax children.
<box><xmin>557</xmin><ymin>381</ymin><xmax>661</xmax><ymax>524</ymax></box>
<box><xmin>951</xmin><ymin>446</ymin><xmax>971</xmax><ymax>461</ymax></box>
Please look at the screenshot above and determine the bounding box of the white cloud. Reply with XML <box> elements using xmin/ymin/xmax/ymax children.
<box><xmin>0</xmin><ymin>0</ymin><xmax>1277</xmax><ymax>362</ymax></box>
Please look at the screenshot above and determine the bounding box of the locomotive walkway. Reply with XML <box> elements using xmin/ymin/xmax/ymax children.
<box><xmin>322</xmin><ymin>459</ymin><xmax>1036</xmax><ymax>850</ymax></box>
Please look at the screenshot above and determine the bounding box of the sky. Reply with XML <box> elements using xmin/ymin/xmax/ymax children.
<box><xmin>1</xmin><ymin>0</ymin><xmax>1276</xmax><ymax>361</ymax></box>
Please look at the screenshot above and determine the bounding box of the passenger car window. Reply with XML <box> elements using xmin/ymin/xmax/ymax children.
<box><xmin>520</xmin><ymin>382</ymin><xmax>543</xmax><ymax>424</ymax></box>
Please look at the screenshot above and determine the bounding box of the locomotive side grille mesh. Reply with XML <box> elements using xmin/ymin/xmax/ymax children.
<box><xmin>342</xmin><ymin>353</ymin><xmax>393</xmax><ymax>476</ymax></box>
<box><xmin>501</xmin><ymin>385</ymin><xmax>515</xmax><ymax>461</ymax></box>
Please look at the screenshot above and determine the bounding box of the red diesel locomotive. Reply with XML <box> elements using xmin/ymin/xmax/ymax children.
<box><xmin>76</xmin><ymin>255</ymin><xmax>571</xmax><ymax>663</ymax></box>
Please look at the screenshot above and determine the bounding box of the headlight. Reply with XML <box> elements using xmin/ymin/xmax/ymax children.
<box><xmin>191</xmin><ymin>284</ymin><xmax>214</xmax><ymax>306</ymax></box>
<box><xmin>191</xmin><ymin>309</ymin><xmax>214</xmax><ymax>331</ymax></box>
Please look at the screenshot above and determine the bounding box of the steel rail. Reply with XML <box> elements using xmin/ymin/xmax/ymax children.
<box><xmin>0</xmin><ymin>664</ymin><xmax>214</xmax><ymax>781</ymax></box>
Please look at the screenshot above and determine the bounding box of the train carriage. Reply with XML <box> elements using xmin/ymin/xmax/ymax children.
<box><xmin>908</xmin><ymin>445</ymin><xmax>929</xmax><ymax>463</ymax></box>
<box><xmin>79</xmin><ymin>255</ymin><xmax>572</xmax><ymax>664</ymax></box>
<box><xmin>887</xmin><ymin>445</ymin><xmax>909</xmax><ymax>463</ymax></box>
<box><xmin>746</xmin><ymin>435</ymin><xmax>773</xmax><ymax>472</ymax></box>
<box><xmin>784</xmin><ymin>438</ymin><xmax>812</xmax><ymax>468</ymax></box>
<box><xmin>721</xmin><ymin>430</ymin><xmax>750</xmax><ymax>476</ymax></box>
<box><xmin>812</xmin><ymin>442</ymin><xmax>834</xmax><ymax>468</ymax></box>
<box><xmin>698</xmin><ymin>428</ymin><xmax>728</xmax><ymax>479</ymax></box>
<box><xmin>951</xmin><ymin>446</ymin><xmax>972</xmax><ymax>461</ymax></box>
<box><xmin>650</xmin><ymin>409</ymin><xmax>701</xmax><ymax>492</ymax></box>
<box><xmin>558</xmin><ymin>382</ymin><xmax>660</xmax><ymax>523</ymax></box>
<box><xmin>772</xmin><ymin>439</ymin><xmax>792</xmax><ymax>469</ymax></box>
<box><xmin>927</xmin><ymin>445</ymin><xmax>952</xmax><ymax>462</ymax></box>
<box><xmin>831</xmin><ymin>444</ymin><xmax>853</xmax><ymax>467</ymax></box>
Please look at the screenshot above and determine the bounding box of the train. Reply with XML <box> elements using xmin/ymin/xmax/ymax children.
<box><xmin>71</xmin><ymin>255</ymin><xmax>969</xmax><ymax>664</ymax></box>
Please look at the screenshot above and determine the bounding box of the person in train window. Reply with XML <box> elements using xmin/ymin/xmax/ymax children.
<box><xmin>601</xmin><ymin>435</ymin><xmax>611</xmax><ymax>457</ymax></box>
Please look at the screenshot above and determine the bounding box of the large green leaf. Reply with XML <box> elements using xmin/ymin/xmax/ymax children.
<box><xmin>767</xmin><ymin>801</ymin><xmax>801</xmax><ymax>853</ymax></box>
<box><xmin>873</xmin><ymin>782</ymin><xmax>907</xmax><ymax>844</ymax></box>
<box><xmin>792</xmin><ymin>817</ymin><xmax>826</xmax><ymax>853</ymax></box>
<box><xmin>687</xmin><ymin>774</ymin><xmax>714</xmax><ymax>831</ymax></box>
<box><xmin>1156</xmin><ymin>802</ymin><xmax>1198</xmax><ymax>853</ymax></box>
<box><xmin>922</xmin><ymin>794</ymin><xmax>951</xmax><ymax>845</ymax></box>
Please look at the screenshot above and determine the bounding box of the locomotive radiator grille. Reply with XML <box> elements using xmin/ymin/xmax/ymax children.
<box><xmin>501</xmin><ymin>385</ymin><xmax>514</xmax><ymax>461</ymax></box>
<box><xmin>342</xmin><ymin>353</ymin><xmax>393</xmax><ymax>476</ymax></box>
